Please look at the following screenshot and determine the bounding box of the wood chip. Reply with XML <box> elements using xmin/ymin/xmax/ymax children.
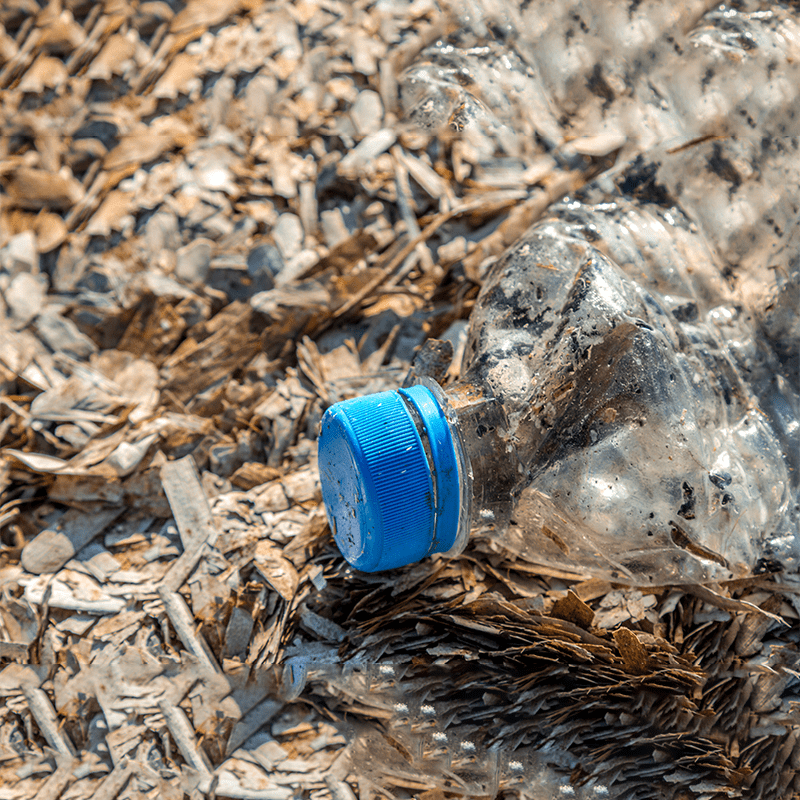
<box><xmin>34</xmin><ymin>756</ymin><xmax>76</xmax><ymax>800</ymax></box>
<box><xmin>0</xmin><ymin>3</ymin><xmax>795</xmax><ymax>797</ymax></box>
<box><xmin>21</xmin><ymin>508</ymin><xmax>125</xmax><ymax>575</ymax></box>
<box><xmin>158</xmin><ymin>700</ymin><xmax>212</xmax><ymax>781</ymax></box>
<box><xmin>22</xmin><ymin>685</ymin><xmax>76</xmax><ymax>758</ymax></box>
<box><xmin>613</xmin><ymin>627</ymin><xmax>652</xmax><ymax>675</ymax></box>
<box><xmin>551</xmin><ymin>590</ymin><xmax>595</xmax><ymax>629</ymax></box>
<box><xmin>157</xmin><ymin>586</ymin><xmax>220</xmax><ymax>675</ymax></box>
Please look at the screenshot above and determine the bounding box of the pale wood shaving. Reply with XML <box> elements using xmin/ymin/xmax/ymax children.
<box><xmin>0</xmin><ymin>1</ymin><xmax>796</xmax><ymax>798</ymax></box>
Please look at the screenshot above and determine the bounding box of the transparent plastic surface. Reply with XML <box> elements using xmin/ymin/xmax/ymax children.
<box><xmin>320</xmin><ymin>658</ymin><xmax>608</xmax><ymax>799</ymax></box>
<box><xmin>401</xmin><ymin>0</ymin><xmax>800</xmax><ymax>585</ymax></box>
<box><xmin>448</xmin><ymin>190</ymin><xmax>799</xmax><ymax>584</ymax></box>
<box><xmin>311</xmin><ymin>3</ymin><xmax>800</xmax><ymax>796</ymax></box>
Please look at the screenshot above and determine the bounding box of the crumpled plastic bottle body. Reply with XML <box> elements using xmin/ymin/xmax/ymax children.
<box><xmin>402</xmin><ymin>0</ymin><xmax>800</xmax><ymax>585</ymax></box>
<box><xmin>459</xmin><ymin>190</ymin><xmax>799</xmax><ymax>584</ymax></box>
<box><xmin>335</xmin><ymin>2</ymin><xmax>800</xmax><ymax>798</ymax></box>
<box><xmin>321</xmin><ymin>658</ymin><xmax>614</xmax><ymax>799</ymax></box>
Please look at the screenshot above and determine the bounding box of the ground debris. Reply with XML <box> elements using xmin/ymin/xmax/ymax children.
<box><xmin>0</xmin><ymin>1</ymin><xmax>798</xmax><ymax>799</ymax></box>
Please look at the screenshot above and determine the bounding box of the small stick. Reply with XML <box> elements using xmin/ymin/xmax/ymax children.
<box><xmin>22</xmin><ymin>686</ymin><xmax>76</xmax><ymax>758</ymax></box>
<box><xmin>157</xmin><ymin>586</ymin><xmax>221</xmax><ymax>675</ymax></box>
<box><xmin>158</xmin><ymin>700</ymin><xmax>213</xmax><ymax>780</ymax></box>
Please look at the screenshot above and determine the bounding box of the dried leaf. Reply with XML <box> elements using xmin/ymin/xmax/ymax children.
<box><xmin>3</xmin><ymin>168</ymin><xmax>84</xmax><ymax>211</ymax></box>
<box><xmin>17</xmin><ymin>54</ymin><xmax>68</xmax><ymax>92</ymax></box>
<box><xmin>253</xmin><ymin>541</ymin><xmax>299</xmax><ymax>602</ymax></box>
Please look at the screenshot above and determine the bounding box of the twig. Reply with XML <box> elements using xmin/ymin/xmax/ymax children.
<box><xmin>158</xmin><ymin>700</ymin><xmax>213</xmax><ymax>780</ymax></box>
<box><xmin>157</xmin><ymin>586</ymin><xmax>221</xmax><ymax>674</ymax></box>
<box><xmin>22</xmin><ymin>686</ymin><xmax>76</xmax><ymax>758</ymax></box>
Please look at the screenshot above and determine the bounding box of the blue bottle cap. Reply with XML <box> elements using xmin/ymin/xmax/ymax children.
<box><xmin>318</xmin><ymin>385</ymin><xmax>461</xmax><ymax>572</ymax></box>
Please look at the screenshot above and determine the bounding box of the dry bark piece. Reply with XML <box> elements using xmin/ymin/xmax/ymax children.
<box><xmin>223</xmin><ymin>604</ymin><xmax>256</xmax><ymax>660</ymax></box>
<box><xmin>20</xmin><ymin>507</ymin><xmax>124</xmax><ymax>575</ymax></box>
<box><xmin>303</xmin><ymin>231</ymin><xmax>378</xmax><ymax>278</ymax></box>
<box><xmin>161</xmin><ymin>305</ymin><xmax>261</xmax><ymax>402</ymax></box>
<box><xmin>24</xmin><ymin>573</ymin><xmax>127</xmax><ymax>614</ymax></box>
<box><xmin>160</xmin><ymin>456</ymin><xmax>217</xmax><ymax>550</ymax></box>
<box><xmin>158</xmin><ymin>699</ymin><xmax>213</xmax><ymax>780</ymax></box>
<box><xmin>3</xmin><ymin>167</ymin><xmax>84</xmax><ymax>210</ymax></box>
<box><xmin>550</xmin><ymin>590</ymin><xmax>595</xmax><ymax>630</ymax></box>
<box><xmin>0</xmin><ymin>228</ymin><xmax>39</xmax><ymax>272</ymax></box>
<box><xmin>0</xmin><ymin>641</ymin><xmax>30</xmax><ymax>660</ymax></box>
<box><xmin>394</xmin><ymin>147</ymin><xmax>448</xmax><ymax>202</ymax></box>
<box><xmin>103</xmin><ymin>132</ymin><xmax>176</xmax><ymax>171</ymax></box>
<box><xmin>613</xmin><ymin>627</ymin><xmax>652</xmax><ymax>675</ymax></box>
<box><xmin>157</xmin><ymin>586</ymin><xmax>221</xmax><ymax>674</ymax></box>
<box><xmin>83</xmin><ymin>190</ymin><xmax>134</xmax><ymax>237</ymax></box>
<box><xmin>23</xmin><ymin>685</ymin><xmax>77</xmax><ymax>758</ymax></box>
<box><xmin>230</xmin><ymin>463</ymin><xmax>282</xmax><ymax>490</ymax></box>
<box><xmin>170</xmin><ymin>0</ymin><xmax>241</xmax><ymax>33</ymax></box>
<box><xmin>34</xmin><ymin>756</ymin><xmax>76</xmax><ymax>800</ymax></box>
<box><xmin>225</xmin><ymin>698</ymin><xmax>283</xmax><ymax>757</ymax></box>
<box><xmin>17</xmin><ymin>53</ymin><xmax>68</xmax><ymax>92</ymax></box>
<box><xmin>4</xmin><ymin>272</ymin><xmax>48</xmax><ymax>329</ymax></box>
<box><xmin>175</xmin><ymin>238</ymin><xmax>214</xmax><ymax>284</ymax></box>
<box><xmin>152</xmin><ymin>52</ymin><xmax>201</xmax><ymax>99</ymax></box>
<box><xmin>253</xmin><ymin>541</ymin><xmax>299</xmax><ymax>602</ymax></box>
<box><xmin>87</xmin><ymin>760</ymin><xmax>135</xmax><ymax>800</ymax></box>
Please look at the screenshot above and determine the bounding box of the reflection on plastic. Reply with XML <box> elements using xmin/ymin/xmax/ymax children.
<box><xmin>319</xmin><ymin>0</ymin><xmax>800</xmax><ymax>586</ymax></box>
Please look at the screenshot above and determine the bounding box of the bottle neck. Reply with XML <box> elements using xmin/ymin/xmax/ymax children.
<box><xmin>431</xmin><ymin>380</ymin><xmax>520</xmax><ymax>551</ymax></box>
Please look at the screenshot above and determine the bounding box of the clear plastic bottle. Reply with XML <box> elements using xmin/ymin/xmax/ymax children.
<box><xmin>317</xmin><ymin>0</ymin><xmax>800</xmax><ymax>585</ymax></box>
<box><xmin>317</xmin><ymin>170</ymin><xmax>800</xmax><ymax>585</ymax></box>
<box><xmin>318</xmin><ymin>248</ymin><xmax>797</xmax><ymax>587</ymax></box>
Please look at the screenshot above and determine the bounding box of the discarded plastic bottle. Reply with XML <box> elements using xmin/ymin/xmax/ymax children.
<box><xmin>319</xmin><ymin>175</ymin><xmax>799</xmax><ymax>585</ymax></box>
<box><xmin>318</xmin><ymin>0</ymin><xmax>800</xmax><ymax>585</ymax></box>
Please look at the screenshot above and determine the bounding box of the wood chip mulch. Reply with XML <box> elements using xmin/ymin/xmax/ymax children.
<box><xmin>0</xmin><ymin>1</ymin><xmax>798</xmax><ymax>799</ymax></box>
